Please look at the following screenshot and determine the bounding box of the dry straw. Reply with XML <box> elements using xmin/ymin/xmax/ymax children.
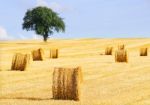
<box><xmin>118</xmin><ymin>44</ymin><xmax>125</xmax><ymax>50</ymax></box>
<box><xmin>115</xmin><ymin>50</ymin><xmax>128</xmax><ymax>62</ymax></box>
<box><xmin>50</xmin><ymin>49</ymin><xmax>58</xmax><ymax>58</ymax></box>
<box><xmin>105</xmin><ymin>47</ymin><xmax>113</xmax><ymax>55</ymax></box>
<box><xmin>77</xmin><ymin>66</ymin><xmax>83</xmax><ymax>83</ymax></box>
<box><xmin>140</xmin><ymin>48</ymin><xmax>148</xmax><ymax>56</ymax></box>
<box><xmin>32</xmin><ymin>48</ymin><xmax>44</xmax><ymax>61</ymax></box>
<box><xmin>52</xmin><ymin>66</ymin><xmax>83</xmax><ymax>101</ymax></box>
<box><xmin>11</xmin><ymin>53</ymin><xmax>30</xmax><ymax>71</ymax></box>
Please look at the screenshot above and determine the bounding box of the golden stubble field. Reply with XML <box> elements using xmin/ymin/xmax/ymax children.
<box><xmin>0</xmin><ymin>38</ymin><xmax>150</xmax><ymax>105</ymax></box>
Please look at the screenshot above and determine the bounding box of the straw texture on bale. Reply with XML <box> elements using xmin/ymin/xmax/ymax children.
<box><xmin>105</xmin><ymin>47</ymin><xmax>113</xmax><ymax>55</ymax></box>
<box><xmin>140</xmin><ymin>48</ymin><xmax>148</xmax><ymax>56</ymax></box>
<box><xmin>52</xmin><ymin>67</ymin><xmax>82</xmax><ymax>101</ymax></box>
<box><xmin>77</xmin><ymin>66</ymin><xmax>83</xmax><ymax>83</ymax></box>
<box><xmin>50</xmin><ymin>49</ymin><xmax>58</xmax><ymax>58</ymax></box>
<box><xmin>32</xmin><ymin>48</ymin><xmax>44</xmax><ymax>61</ymax></box>
<box><xmin>118</xmin><ymin>44</ymin><xmax>125</xmax><ymax>50</ymax></box>
<box><xmin>11</xmin><ymin>53</ymin><xmax>30</xmax><ymax>71</ymax></box>
<box><xmin>115</xmin><ymin>50</ymin><xmax>128</xmax><ymax>62</ymax></box>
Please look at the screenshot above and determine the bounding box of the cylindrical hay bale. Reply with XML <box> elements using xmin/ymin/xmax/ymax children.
<box><xmin>140</xmin><ymin>48</ymin><xmax>148</xmax><ymax>56</ymax></box>
<box><xmin>115</xmin><ymin>50</ymin><xmax>128</xmax><ymax>62</ymax></box>
<box><xmin>105</xmin><ymin>47</ymin><xmax>113</xmax><ymax>55</ymax></box>
<box><xmin>118</xmin><ymin>44</ymin><xmax>125</xmax><ymax>50</ymax></box>
<box><xmin>11</xmin><ymin>53</ymin><xmax>30</xmax><ymax>71</ymax></box>
<box><xmin>12</xmin><ymin>53</ymin><xmax>23</xmax><ymax>70</ymax></box>
<box><xmin>32</xmin><ymin>48</ymin><xmax>44</xmax><ymax>61</ymax></box>
<box><xmin>50</xmin><ymin>49</ymin><xmax>58</xmax><ymax>59</ymax></box>
<box><xmin>52</xmin><ymin>67</ymin><xmax>82</xmax><ymax>101</ymax></box>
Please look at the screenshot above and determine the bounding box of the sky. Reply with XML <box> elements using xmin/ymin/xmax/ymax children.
<box><xmin>0</xmin><ymin>0</ymin><xmax>150</xmax><ymax>40</ymax></box>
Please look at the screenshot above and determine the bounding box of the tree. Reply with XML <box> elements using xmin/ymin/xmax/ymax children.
<box><xmin>22</xmin><ymin>6</ymin><xmax>65</xmax><ymax>42</ymax></box>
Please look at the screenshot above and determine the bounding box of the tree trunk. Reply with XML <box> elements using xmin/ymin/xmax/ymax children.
<box><xmin>43</xmin><ymin>34</ymin><xmax>48</xmax><ymax>42</ymax></box>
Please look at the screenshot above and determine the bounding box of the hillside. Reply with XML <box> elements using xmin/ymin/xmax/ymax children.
<box><xmin>0</xmin><ymin>38</ymin><xmax>150</xmax><ymax>105</ymax></box>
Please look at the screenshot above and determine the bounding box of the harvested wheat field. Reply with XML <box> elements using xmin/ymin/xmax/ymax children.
<box><xmin>0</xmin><ymin>38</ymin><xmax>150</xmax><ymax>105</ymax></box>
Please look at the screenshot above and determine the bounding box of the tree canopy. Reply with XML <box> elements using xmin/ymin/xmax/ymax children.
<box><xmin>22</xmin><ymin>6</ymin><xmax>65</xmax><ymax>42</ymax></box>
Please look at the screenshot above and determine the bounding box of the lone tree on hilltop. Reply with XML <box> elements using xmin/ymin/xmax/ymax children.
<box><xmin>22</xmin><ymin>6</ymin><xmax>65</xmax><ymax>42</ymax></box>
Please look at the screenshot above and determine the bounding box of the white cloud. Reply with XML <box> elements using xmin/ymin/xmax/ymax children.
<box><xmin>36</xmin><ymin>0</ymin><xmax>48</xmax><ymax>7</ymax></box>
<box><xmin>0</xmin><ymin>26</ymin><xmax>13</xmax><ymax>40</ymax></box>
<box><xmin>0</xmin><ymin>26</ymin><xmax>7</xmax><ymax>37</ymax></box>
<box><xmin>36</xmin><ymin>0</ymin><xmax>72</xmax><ymax>13</ymax></box>
<box><xmin>49</xmin><ymin>2</ymin><xmax>71</xmax><ymax>13</ymax></box>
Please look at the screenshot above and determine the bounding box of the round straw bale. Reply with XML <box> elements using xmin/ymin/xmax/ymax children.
<box><xmin>140</xmin><ymin>48</ymin><xmax>148</xmax><ymax>56</ymax></box>
<box><xmin>118</xmin><ymin>44</ymin><xmax>125</xmax><ymax>50</ymax></box>
<box><xmin>50</xmin><ymin>49</ymin><xmax>58</xmax><ymax>59</ymax></box>
<box><xmin>32</xmin><ymin>48</ymin><xmax>44</xmax><ymax>61</ymax></box>
<box><xmin>52</xmin><ymin>67</ymin><xmax>82</xmax><ymax>101</ymax></box>
<box><xmin>11</xmin><ymin>53</ymin><xmax>30</xmax><ymax>71</ymax></box>
<box><xmin>105</xmin><ymin>47</ymin><xmax>113</xmax><ymax>55</ymax></box>
<box><xmin>115</xmin><ymin>50</ymin><xmax>128</xmax><ymax>62</ymax></box>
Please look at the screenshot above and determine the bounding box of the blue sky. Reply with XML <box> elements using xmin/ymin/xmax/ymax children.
<box><xmin>0</xmin><ymin>0</ymin><xmax>150</xmax><ymax>40</ymax></box>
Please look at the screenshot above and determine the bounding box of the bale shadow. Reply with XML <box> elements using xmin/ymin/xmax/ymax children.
<box><xmin>7</xmin><ymin>70</ymin><xmax>24</xmax><ymax>72</ymax></box>
<box><xmin>0</xmin><ymin>97</ymin><xmax>51</xmax><ymax>101</ymax></box>
<box><xmin>0</xmin><ymin>97</ymin><xmax>79</xmax><ymax>101</ymax></box>
<box><xmin>99</xmin><ymin>53</ymin><xmax>105</xmax><ymax>55</ymax></box>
